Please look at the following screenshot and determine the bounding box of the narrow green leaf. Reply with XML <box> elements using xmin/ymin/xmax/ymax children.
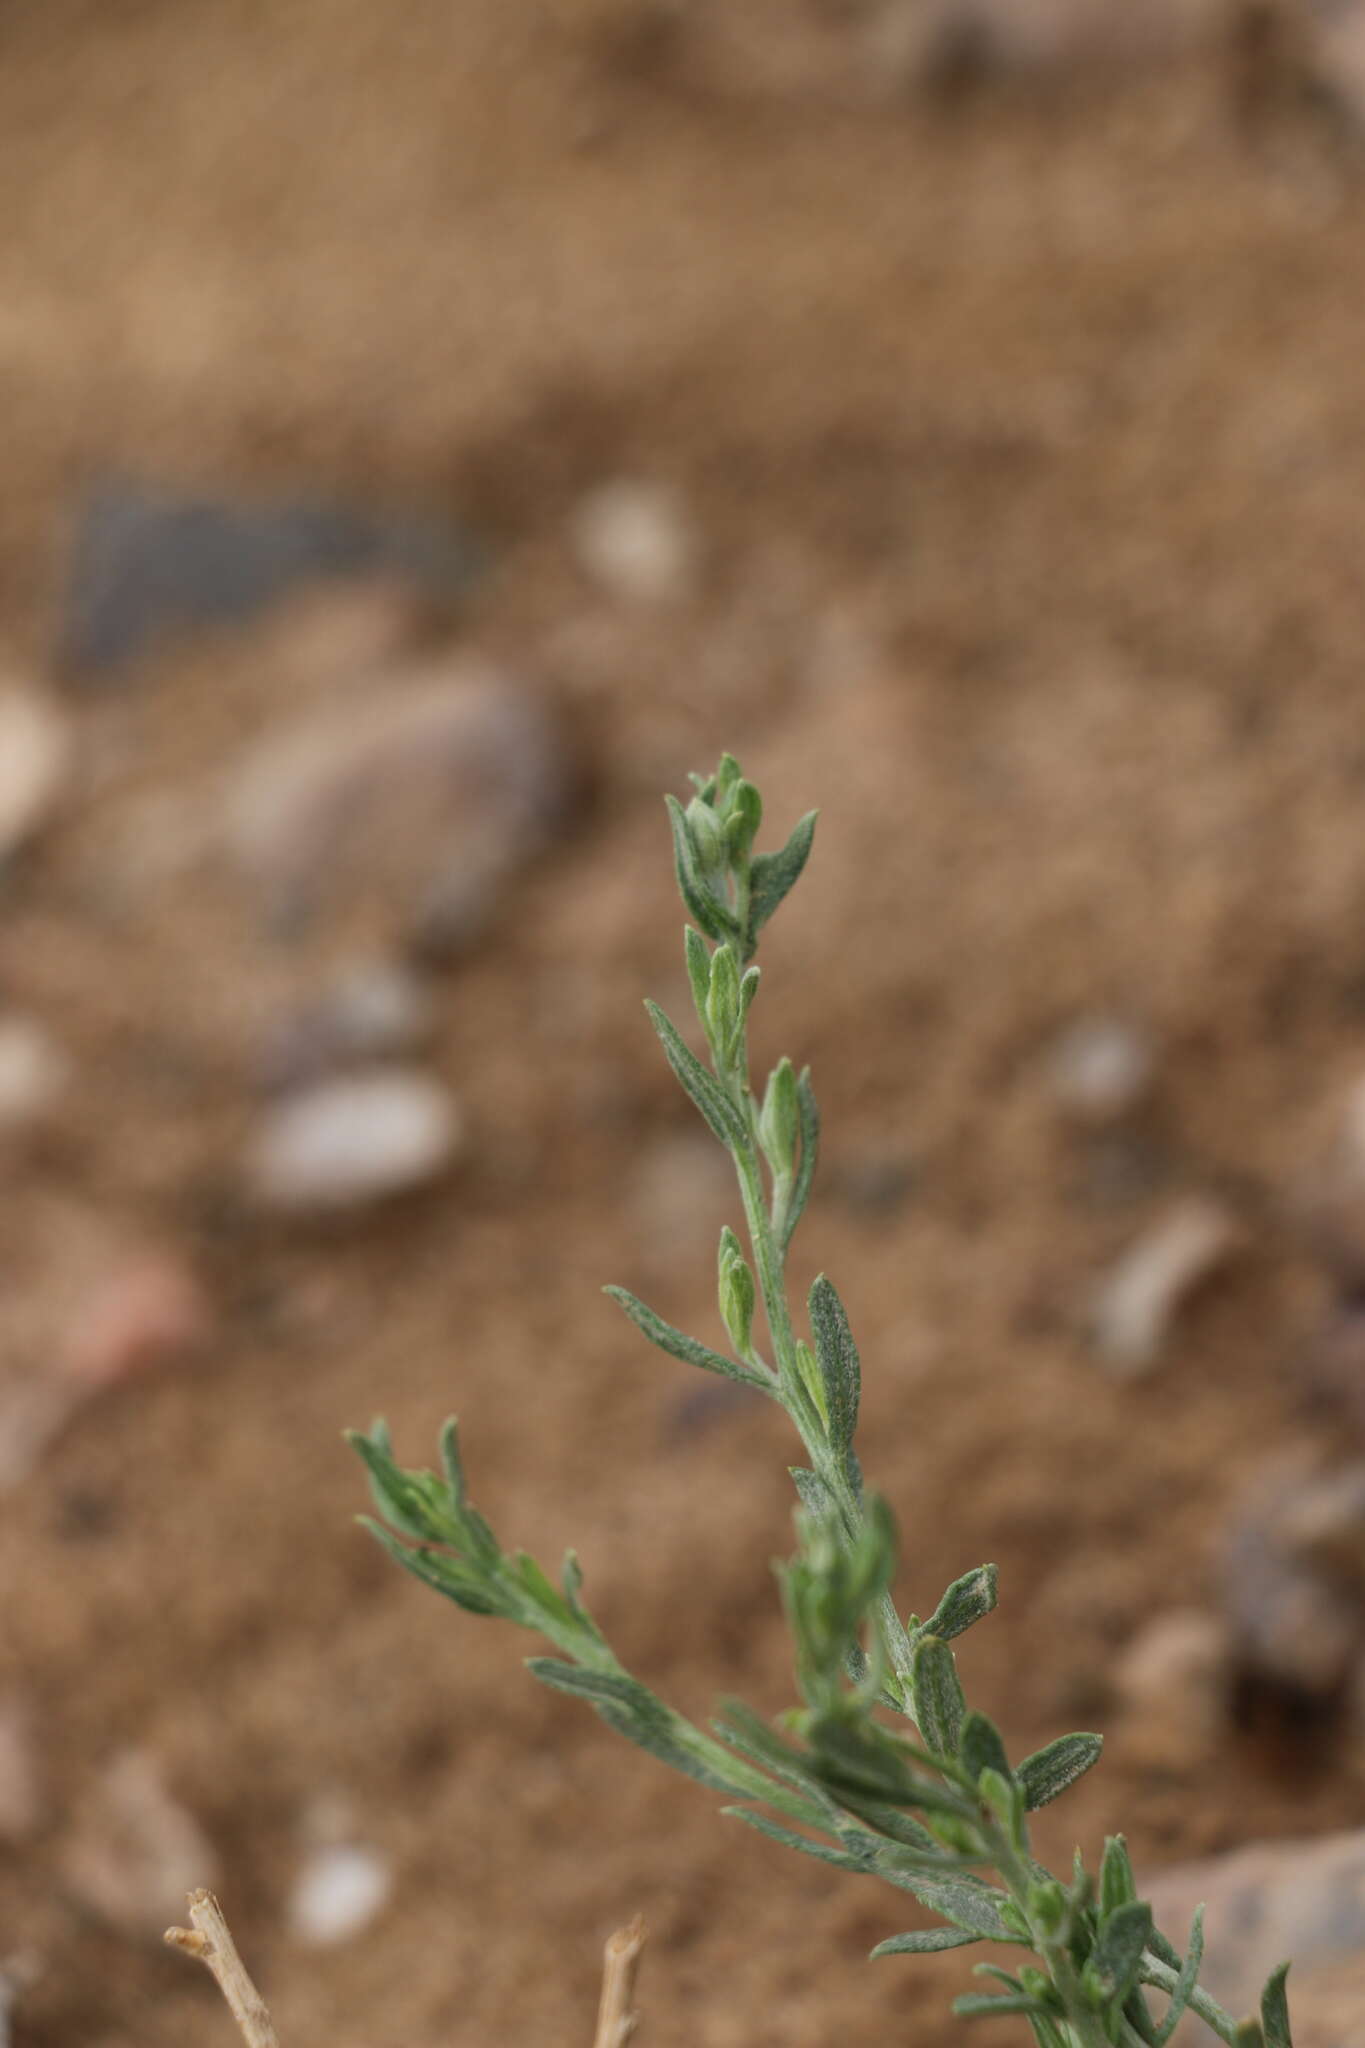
<box><xmin>781</xmin><ymin>1067</ymin><xmax>821</xmax><ymax>1253</ymax></box>
<box><xmin>1151</xmin><ymin>1906</ymin><xmax>1205</xmax><ymax>2048</ymax></box>
<box><xmin>912</xmin><ymin>1634</ymin><xmax>966</xmax><ymax>1759</ymax></box>
<box><xmin>872</xmin><ymin>1927</ymin><xmax>982</xmax><ymax>1958</ymax></box>
<box><xmin>828</xmin><ymin>1794</ymin><xmax>941</xmax><ymax>1855</ymax></box>
<box><xmin>512</xmin><ymin>1551</ymin><xmax>573</xmax><ymax>1630</ymax></box>
<box><xmin>1018</xmin><ymin>1733</ymin><xmax>1104</xmax><ymax>1812</ymax></box>
<box><xmin>713</xmin><ymin>1702</ymin><xmax>832</xmax><ymax>1802</ymax></box>
<box><xmin>684</xmin><ymin>924</ymin><xmax>712</xmax><ymax>1024</ymax></box>
<box><xmin>525</xmin><ymin>1659</ymin><xmax>741</xmax><ymax>1795</ymax></box>
<box><xmin>665</xmin><ymin>794</ymin><xmax>736</xmax><ymax>945</ymax></box>
<box><xmin>808</xmin><ymin>1273</ymin><xmax>861</xmax><ymax>1452</ymax></box>
<box><xmin>746</xmin><ymin>809</ymin><xmax>817</xmax><ymax>952</ymax></box>
<box><xmin>604</xmin><ymin>1285</ymin><xmax>771</xmax><ymax>1391</ymax></box>
<box><xmin>1087</xmin><ymin>1902</ymin><xmax>1153</xmax><ymax>2011</ymax></box>
<box><xmin>1028</xmin><ymin>2014</ymin><xmax>1071</xmax><ymax>2048</ymax></box>
<box><xmin>724</xmin><ymin>1804</ymin><xmax>877</xmax><ymax>1875</ymax></box>
<box><xmin>1146</xmin><ymin>1929</ymin><xmax>1183</xmax><ymax>1973</ymax></box>
<box><xmin>923</xmin><ymin>1563</ymin><xmax>999</xmax><ymax>1643</ymax></box>
<box><xmin>1123</xmin><ymin>1986</ymin><xmax>1160</xmax><ymax>2048</ymax></box>
<box><xmin>644</xmin><ymin>1000</ymin><xmax>749</xmax><ymax>1149</ymax></box>
<box><xmin>953</xmin><ymin>1994</ymin><xmax>1055</xmax><ymax>2020</ymax></box>
<box><xmin>759</xmin><ymin>1058</ymin><xmax>800</xmax><ymax>1179</ymax></box>
<box><xmin>899</xmin><ymin>1875</ymin><xmax>1019</xmax><ymax>1943</ymax></box>
<box><xmin>437</xmin><ymin>1416</ymin><xmax>466</xmax><ymax>1509</ymax></box>
<box><xmin>358</xmin><ymin>1521</ymin><xmax>505</xmax><ymax>1617</ymax></box>
<box><xmin>1100</xmin><ymin>1836</ymin><xmax>1137</xmax><ymax>1918</ymax></box>
<box><xmin>959</xmin><ymin>1711</ymin><xmax>1011</xmax><ymax>1789</ymax></box>
<box><xmin>348</xmin><ymin>1429</ymin><xmax>442</xmax><ymax>1542</ymax></box>
<box><xmin>810</xmin><ymin>1723</ymin><xmax>969</xmax><ymax>1817</ymax></box>
<box><xmin>1260</xmin><ymin>1963</ymin><xmax>1291</xmax><ymax>2048</ymax></box>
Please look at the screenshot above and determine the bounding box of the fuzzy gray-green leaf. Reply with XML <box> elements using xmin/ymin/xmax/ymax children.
<box><xmin>1017</xmin><ymin>1732</ymin><xmax>1103</xmax><ymax>1812</ymax></box>
<box><xmin>790</xmin><ymin>1465</ymin><xmax>835</xmax><ymax>1517</ymax></box>
<box><xmin>1259</xmin><ymin>1963</ymin><xmax>1291</xmax><ymax>2048</ymax></box>
<box><xmin>526</xmin><ymin>1659</ymin><xmax>742</xmax><ymax>1795</ymax></box>
<box><xmin>872</xmin><ymin>1927</ymin><xmax>983</xmax><ymax>1958</ymax></box>
<box><xmin>644</xmin><ymin>999</ymin><xmax>749</xmax><ymax>1149</ymax></box>
<box><xmin>1086</xmin><ymin>1902</ymin><xmax>1153</xmax><ymax>2011</ymax></box>
<box><xmin>953</xmin><ymin>1994</ymin><xmax>1056</xmax><ymax>2020</ymax></box>
<box><xmin>923</xmin><ymin>1564</ymin><xmax>999</xmax><ymax>1643</ymax></box>
<box><xmin>746</xmin><ymin>809</ymin><xmax>817</xmax><ymax>953</ymax></box>
<box><xmin>808</xmin><ymin>1273</ymin><xmax>861</xmax><ymax>1453</ymax></box>
<box><xmin>912</xmin><ymin>1634</ymin><xmax>966</xmax><ymax>1760</ymax></box>
<box><xmin>1151</xmin><ymin>1907</ymin><xmax>1205</xmax><ymax>2048</ymax></box>
<box><xmin>781</xmin><ymin>1067</ymin><xmax>821</xmax><ymax>1253</ymax></box>
<box><xmin>959</xmin><ymin>1711</ymin><xmax>1011</xmax><ymax>1789</ymax></box>
<box><xmin>604</xmin><ymin>1286</ymin><xmax>770</xmax><ymax>1391</ymax></box>
<box><xmin>665</xmin><ymin>794</ymin><xmax>736</xmax><ymax>945</ymax></box>
<box><xmin>904</xmin><ymin>1876</ymin><xmax>1020</xmax><ymax>1944</ymax></box>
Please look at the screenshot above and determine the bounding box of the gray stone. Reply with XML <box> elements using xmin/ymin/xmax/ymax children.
<box><xmin>222</xmin><ymin>663</ymin><xmax>571</xmax><ymax>944</ymax></box>
<box><xmin>257</xmin><ymin>961</ymin><xmax>434</xmax><ymax>1093</ymax></box>
<box><xmin>1223</xmin><ymin>1457</ymin><xmax>1365</xmax><ymax>1697</ymax></box>
<box><xmin>1145</xmin><ymin>1830</ymin><xmax>1365</xmax><ymax>2026</ymax></box>
<box><xmin>59</xmin><ymin>476</ymin><xmax>479</xmax><ymax>677</ymax></box>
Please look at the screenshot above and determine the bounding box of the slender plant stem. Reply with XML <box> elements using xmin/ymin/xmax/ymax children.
<box><xmin>1140</xmin><ymin>1957</ymin><xmax>1240</xmax><ymax>2047</ymax></box>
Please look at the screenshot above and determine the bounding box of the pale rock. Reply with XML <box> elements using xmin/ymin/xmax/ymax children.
<box><xmin>0</xmin><ymin>1701</ymin><xmax>43</xmax><ymax>1843</ymax></box>
<box><xmin>62</xmin><ymin>1750</ymin><xmax>218</xmax><ymax>1937</ymax></box>
<box><xmin>0</xmin><ymin>1017</ymin><xmax>68</xmax><ymax>1137</ymax></box>
<box><xmin>288</xmin><ymin>1843</ymin><xmax>393</xmax><ymax>1946</ymax></box>
<box><xmin>60</xmin><ymin>1254</ymin><xmax>211</xmax><ymax>1390</ymax></box>
<box><xmin>1113</xmin><ymin>1609</ymin><xmax>1232</xmax><ymax>1758</ymax></box>
<box><xmin>1045</xmin><ymin>1014</ymin><xmax>1154</xmax><ymax>1127</ymax></box>
<box><xmin>257</xmin><ymin>961</ymin><xmax>434</xmax><ymax>1092</ymax></box>
<box><xmin>1089</xmin><ymin>1198</ymin><xmax>1245</xmax><ymax>1376</ymax></box>
<box><xmin>1224</xmin><ymin>1457</ymin><xmax>1365</xmax><ymax>1696</ymax></box>
<box><xmin>248</xmin><ymin>1069</ymin><xmax>461</xmax><ymax>1214</ymax></box>
<box><xmin>0</xmin><ymin>689</ymin><xmax>69</xmax><ymax>861</ymax></box>
<box><xmin>570</xmin><ymin>480</ymin><xmax>696</xmax><ymax>605</ymax></box>
<box><xmin>1145</xmin><ymin>1829</ymin><xmax>1365</xmax><ymax>2022</ymax></box>
<box><xmin>222</xmin><ymin>664</ymin><xmax>570</xmax><ymax>943</ymax></box>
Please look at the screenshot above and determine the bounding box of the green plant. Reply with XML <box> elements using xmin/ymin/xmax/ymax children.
<box><xmin>351</xmin><ymin>755</ymin><xmax>1292</xmax><ymax>2048</ymax></box>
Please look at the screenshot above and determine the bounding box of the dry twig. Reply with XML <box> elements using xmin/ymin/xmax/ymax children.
<box><xmin>594</xmin><ymin>1915</ymin><xmax>647</xmax><ymax>2048</ymax></box>
<box><xmin>165</xmin><ymin>1889</ymin><xmax>279</xmax><ymax>2048</ymax></box>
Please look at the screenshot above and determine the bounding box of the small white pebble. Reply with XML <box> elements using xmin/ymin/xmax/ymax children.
<box><xmin>1044</xmin><ymin>1014</ymin><xmax>1153</xmax><ymax>1126</ymax></box>
<box><xmin>0</xmin><ymin>1017</ymin><xmax>67</xmax><ymax>1136</ymax></box>
<box><xmin>570</xmin><ymin>480</ymin><xmax>695</xmax><ymax>605</ymax></box>
<box><xmin>289</xmin><ymin>1844</ymin><xmax>393</xmax><ymax>1946</ymax></box>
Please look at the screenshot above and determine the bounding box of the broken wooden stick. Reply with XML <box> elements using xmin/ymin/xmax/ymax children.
<box><xmin>594</xmin><ymin>1915</ymin><xmax>646</xmax><ymax>2048</ymax></box>
<box><xmin>165</xmin><ymin>1889</ymin><xmax>279</xmax><ymax>2048</ymax></box>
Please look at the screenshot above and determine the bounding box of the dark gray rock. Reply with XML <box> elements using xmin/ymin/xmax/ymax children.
<box><xmin>59</xmin><ymin>476</ymin><xmax>480</xmax><ymax>678</ymax></box>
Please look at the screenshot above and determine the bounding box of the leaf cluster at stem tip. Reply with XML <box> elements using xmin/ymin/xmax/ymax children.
<box><xmin>349</xmin><ymin>753</ymin><xmax>1293</xmax><ymax>2048</ymax></box>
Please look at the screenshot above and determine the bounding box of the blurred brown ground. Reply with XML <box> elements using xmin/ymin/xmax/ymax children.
<box><xmin>3</xmin><ymin>2</ymin><xmax>1365</xmax><ymax>2043</ymax></box>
